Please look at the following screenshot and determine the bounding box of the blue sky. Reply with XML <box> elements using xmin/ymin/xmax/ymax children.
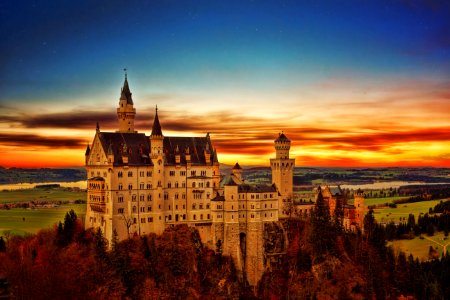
<box><xmin>0</xmin><ymin>0</ymin><xmax>449</xmax><ymax>167</ymax></box>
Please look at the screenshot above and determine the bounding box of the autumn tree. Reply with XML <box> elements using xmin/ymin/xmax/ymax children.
<box><xmin>310</xmin><ymin>187</ymin><xmax>336</xmax><ymax>262</ymax></box>
<box><xmin>0</xmin><ymin>236</ymin><xmax>5</xmax><ymax>252</ymax></box>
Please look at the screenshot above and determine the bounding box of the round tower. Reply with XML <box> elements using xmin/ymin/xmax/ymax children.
<box><xmin>270</xmin><ymin>132</ymin><xmax>295</xmax><ymax>216</ymax></box>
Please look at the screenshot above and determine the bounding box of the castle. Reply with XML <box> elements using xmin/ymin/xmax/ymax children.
<box><xmin>84</xmin><ymin>75</ymin><xmax>294</xmax><ymax>286</ymax></box>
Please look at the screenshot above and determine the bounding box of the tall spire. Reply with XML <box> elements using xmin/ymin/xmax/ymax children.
<box><xmin>151</xmin><ymin>105</ymin><xmax>163</xmax><ymax>136</ymax></box>
<box><xmin>120</xmin><ymin>68</ymin><xmax>133</xmax><ymax>105</ymax></box>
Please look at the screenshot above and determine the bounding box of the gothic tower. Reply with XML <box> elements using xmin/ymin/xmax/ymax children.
<box><xmin>354</xmin><ymin>191</ymin><xmax>365</xmax><ymax>230</ymax></box>
<box><xmin>270</xmin><ymin>133</ymin><xmax>295</xmax><ymax>215</ymax></box>
<box><xmin>117</xmin><ymin>72</ymin><xmax>137</xmax><ymax>133</ymax></box>
<box><xmin>150</xmin><ymin>106</ymin><xmax>165</xmax><ymax>233</ymax></box>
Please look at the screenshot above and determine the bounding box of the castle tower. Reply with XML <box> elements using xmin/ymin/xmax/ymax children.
<box><xmin>116</xmin><ymin>72</ymin><xmax>137</xmax><ymax>133</ymax></box>
<box><xmin>231</xmin><ymin>162</ymin><xmax>243</xmax><ymax>183</ymax></box>
<box><xmin>354</xmin><ymin>191</ymin><xmax>365</xmax><ymax>231</ymax></box>
<box><xmin>270</xmin><ymin>133</ymin><xmax>295</xmax><ymax>215</ymax></box>
<box><xmin>150</xmin><ymin>106</ymin><xmax>165</xmax><ymax>233</ymax></box>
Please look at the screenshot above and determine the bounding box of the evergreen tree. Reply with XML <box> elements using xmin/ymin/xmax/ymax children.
<box><xmin>310</xmin><ymin>187</ymin><xmax>336</xmax><ymax>262</ymax></box>
<box><xmin>0</xmin><ymin>236</ymin><xmax>6</xmax><ymax>252</ymax></box>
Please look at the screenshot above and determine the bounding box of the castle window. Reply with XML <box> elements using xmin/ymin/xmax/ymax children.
<box><xmin>231</xmin><ymin>195</ymin><xmax>234</xmax><ymax>200</ymax></box>
<box><xmin>147</xmin><ymin>171</ymin><xmax>152</xmax><ymax>177</ymax></box>
<box><xmin>192</xmin><ymin>182</ymin><xmax>196</xmax><ymax>188</ymax></box>
<box><xmin>148</xmin><ymin>206</ymin><xmax>152</xmax><ymax>212</ymax></box>
<box><xmin>164</xmin><ymin>193</ymin><xmax>168</xmax><ymax>200</ymax></box>
<box><xmin>132</xmin><ymin>206</ymin><xmax>137</xmax><ymax>213</ymax></box>
<box><xmin>140</xmin><ymin>207</ymin><xmax>145</xmax><ymax>212</ymax></box>
<box><xmin>192</xmin><ymin>204</ymin><xmax>196</xmax><ymax>209</ymax></box>
<box><xmin>168</xmin><ymin>215</ymin><xmax>172</xmax><ymax>220</ymax></box>
<box><xmin>158</xmin><ymin>181</ymin><xmax>161</xmax><ymax>187</ymax></box>
<box><xmin>183</xmin><ymin>214</ymin><xmax>186</xmax><ymax>220</ymax></box>
<box><xmin>128</xmin><ymin>171</ymin><xmax>133</xmax><ymax>177</ymax></box>
<box><xmin>191</xmin><ymin>171</ymin><xmax>196</xmax><ymax>176</ymax></box>
<box><xmin>119</xmin><ymin>184</ymin><xmax>123</xmax><ymax>190</ymax></box>
<box><xmin>180</xmin><ymin>171</ymin><xmax>186</xmax><ymax>176</ymax></box>
<box><xmin>199</xmin><ymin>182</ymin><xmax>203</xmax><ymax>188</ymax></box>
<box><xmin>207</xmin><ymin>214</ymin><xmax>210</xmax><ymax>219</ymax></box>
<box><xmin>133</xmin><ymin>218</ymin><xmax>137</xmax><ymax>224</ymax></box>
<box><xmin>199</xmin><ymin>204</ymin><xmax>203</xmax><ymax>209</ymax></box>
<box><xmin>132</xmin><ymin>195</ymin><xmax>136</xmax><ymax>201</ymax></box>
<box><xmin>251</xmin><ymin>214</ymin><xmax>254</xmax><ymax>218</ymax></box>
<box><xmin>118</xmin><ymin>208</ymin><xmax>124</xmax><ymax>214</ymax></box>
<box><xmin>148</xmin><ymin>217</ymin><xmax>153</xmax><ymax>222</ymax></box>
<box><xmin>140</xmin><ymin>183</ymin><xmax>144</xmax><ymax>189</ymax></box>
<box><xmin>169</xmin><ymin>171</ymin><xmax>175</xmax><ymax>176</ymax></box>
<box><xmin>147</xmin><ymin>195</ymin><xmax>152</xmax><ymax>201</ymax></box>
<box><xmin>140</xmin><ymin>171</ymin><xmax>144</xmax><ymax>177</ymax></box>
<box><xmin>175</xmin><ymin>205</ymin><xmax>178</xmax><ymax>210</ymax></box>
<box><xmin>193</xmin><ymin>214</ymin><xmax>197</xmax><ymax>220</ymax></box>
<box><xmin>183</xmin><ymin>205</ymin><xmax>186</xmax><ymax>209</ymax></box>
<box><xmin>146</xmin><ymin>184</ymin><xmax>151</xmax><ymax>189</ymax></box>
<box><xmin>182</xmin><ymin>182</ymin><xmax>186</xmax><ymax>188</ymax></box>
<box><xmin>200</xmin><ymin>214</ymin><xmax>203</xmax><ymax>220</ymax></box>
<box><xmin>118</xmin><ymin>196</ymin><xmax>124</xmax><ymax>203</ymax></box>
<box><xmin>140</xmin><ymin>195</ymin><xmax>144</xmax><ymax>201</ymax></box>
<box><xmin>128</xmin><ymin>184</ymin><xmax>133</xmax><ymax>190</ymax></box>
<box><xmin>265</xmin><ymin>204</ymin><xmax>267</xmax><ymax>208</ymax></box>
<box><xmin>175</xmin><ymin>193</ymin><xmax>179</xmax><ymax>199</ymax></box>
<box><xmin>201</xmin><ymin>170</ymin><xmax>206</xmax><ymax>176</ymax></box>
<box><xmin>168</xmin><ymin>182</ymin><xmax>172</xmax><ymax>188</ymax></box>
<box><xmin>206</xmin><ymin>204</ymin><xmax>210</xmax><ymax>209</ymax></box>
<box><xmin>175</xmin><ymin>182</ymin><xmax>179</xmax><ymax>188</ymax></box>
<box><xmin>182</xmin><ymin>193</ymin><xmax>186</xmax><ymax>199</ymax></box>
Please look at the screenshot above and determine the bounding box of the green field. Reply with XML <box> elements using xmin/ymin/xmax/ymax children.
<box><xmin>0</xmin><ymin>188</ymin><xmax>86</xmax><ymax>204</ymax></box>
<box><xmin>364</xmin><ymin>196</ymin><xmax>408</xmax><ymax>207</ymax></box>
<box><xmin>389</xmin><ymin>232</ymin><xmax>450</xmax><ymax>261</ymax></box>
<box><xmin>0</xmin><ymin>188</ymin><xmax>87</xmax><ymax>236</ymax></box>
<box><xmin>373</xmin><ymin>200</ymin><xmax>442</xmax><ymax>223</ymax></box>
<box><xmin>0</xmin><ymin>204</ymin><xmax>86</xmax><ymax>236</ymax></box>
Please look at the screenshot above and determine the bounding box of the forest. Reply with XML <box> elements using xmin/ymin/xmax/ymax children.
<box><xmin>1</xmin><ymin>199</ymin><xmax>450</xmax><ymax>299</ymax></box>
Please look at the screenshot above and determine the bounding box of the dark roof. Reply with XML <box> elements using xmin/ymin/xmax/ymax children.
<box><xmin>232</xmin><ymin>162</ymin><xmax>242</xmax><ymax>170</ymax></box>
<box><xmin>88</xmin><ymin>176</ymin><xmax>105</xmax><ymax>181</ymax></box>
<box><xmin>275</xmin><ymin>132</ymin><xmax>290</xmax><ymax>142</ymax></box>
<box><xmin>98</xmin><ymin>132</ymin><xmax>151</xmax><ymax>166</ymax></box>
<box><xmin>120</xmin><ymin>77</ymin><xmax>133</xmax><ymax>105</ymax></box>
<box><xmin>85</xmin><ymin>144</ymin><xmax>90</xmax><ymax>156</ymax></box>
<box><xmin>220</xmin><ymin>175</ymin><xmax>238</xmax><ymax>187</ymax></box>
<box><xmin>151</xmin><ymin>107</ymin><xmax>163</xmax><ymax>136</ymax></box>
<box><xmin>95</xmin><ymin>132</ymin><xmax>218</xmax><ymax>166</ymax></box>
<box><xmin>211</xmin><ymin>195</ymin><xmax>225</xmax><ymax>202</ymax></box>
<box><xmin>238</xmin><ymin>184</ymin><xmax>277</xmax><ymax>193</ymax></box>
<box><xmin>329</xmin><ymin>186</ymin><xmax>342</xmax><ymax>196</ymax></box>
<box><xmin>163</xmin><ymin>136</ymin><xmax>218</xmax><ymax>165</ymax></box>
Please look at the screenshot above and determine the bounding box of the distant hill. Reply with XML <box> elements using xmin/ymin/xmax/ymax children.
<box><xmin>0</xmin><ymin>168</ymin><xmax>86</xmax><ymax>184</ymax></box>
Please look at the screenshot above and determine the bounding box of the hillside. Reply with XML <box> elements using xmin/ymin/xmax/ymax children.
<box><xmin>1</xmin><ymin>209</ymin><xmax>450</xmax><ymax>299</ymax></box>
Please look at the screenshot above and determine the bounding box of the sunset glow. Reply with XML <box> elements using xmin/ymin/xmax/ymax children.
<box><xmin>1</xmin><ymin>1</ymin><xmax>449</xmax><ymax>168</ymax></box>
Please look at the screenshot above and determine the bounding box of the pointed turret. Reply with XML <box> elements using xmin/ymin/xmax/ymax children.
<box><xmin>151</xmin><ymin>106</ymin><xmax>163</xmax><ymax>137</ymax></box>
<box><xmin>85</xmin><ymin>144</ymin><xmax>90</xmax><ymax>165</ymax></box>
<box><xmin>120</xmin><ymin>72</ymin><xmax>133</xmax><ymax>105</ymax></box>
<box><xmin>117</xmin><ymin>70</ymin><xmax>136</xmax><ymax>133</ymax></box>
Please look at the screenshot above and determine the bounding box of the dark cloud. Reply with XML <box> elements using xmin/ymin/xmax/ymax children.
<box><xmin>0</xmin><ymin>133</ymin><xmax>85</xmax><ymax>148</ymax></box>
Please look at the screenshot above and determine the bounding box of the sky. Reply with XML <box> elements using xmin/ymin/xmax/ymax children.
<box><xmin>0</xmin><ymin>0</ymin><xmax>449</xmax><ymax>168</ymax></box>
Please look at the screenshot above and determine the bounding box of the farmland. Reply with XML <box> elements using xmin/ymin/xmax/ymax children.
<box><xmin>0</xmin><ymin>187</ymin><xmax>86</xmax><ymax>236</ymax></box>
